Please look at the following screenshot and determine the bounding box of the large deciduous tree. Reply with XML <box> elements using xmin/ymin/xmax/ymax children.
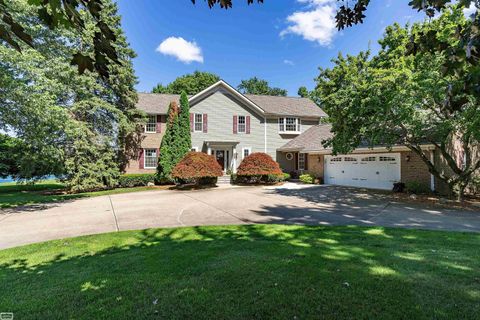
<box><xmin>0</xmin><ymin>0</ymin><xmax>141</xmax><ymax>191</ymax></box>
<box><xmin>237</xmin><ymin>77</ymin><xmax>288</xmax><ymax>96</ymax></box>
<box><xmin>314</xmin><ymin>7</ymin><xmax>479</xmax><ymax>200</ymax></box>
<box><xmin>152</xmin><ymin>71</ymin><xmax>220</xmax><ymax>95</ymax></box>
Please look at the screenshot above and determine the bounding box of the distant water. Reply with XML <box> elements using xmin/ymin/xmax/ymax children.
<box><xmin>0</xmin><ymin>176</ymin><xmax>14</xmax><ymax>184</ymax></box>
<box><xmin>0</xmin><ymin>175</ymin><xmax>56</xmax><ymax>184</ymax></box>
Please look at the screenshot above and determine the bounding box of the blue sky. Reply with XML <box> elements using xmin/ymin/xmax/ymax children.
<box><xmin>116</xmin><ymin>0</ymin><xmax>426</xmax><ymax>96</ymax></box>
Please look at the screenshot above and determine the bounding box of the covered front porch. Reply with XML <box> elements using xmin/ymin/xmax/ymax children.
<box><xmin>205</xmin><ymin>141</ymin><xmax>240</xmax><ymax>174</ymax></box>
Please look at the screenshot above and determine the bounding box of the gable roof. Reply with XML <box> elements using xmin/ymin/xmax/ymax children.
<box><xmin>278</xmin><ymin>124</ymin><xmax>333</xmax><ymax>152</ymax></box>
<box><xmin>245</xmin><ymin>95</ymin><xmax>326</xmax><ymax>118</ymax></box>
<box><xmin>136</xmin><ymin>80</ymin><xmax>326</xmax><ymax>118</ymax></box>
<box><xmin>137</xmin><ymin>93</ymin><xmax>180</xmax><ymax>114</ymax></box>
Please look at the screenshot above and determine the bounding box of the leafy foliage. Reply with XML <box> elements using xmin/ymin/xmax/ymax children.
<box><xmin>299</xmin><ymin>173</ymin><xmax>315</xmax><ymax>184</ymax></box>
<box><xmin>237</xmin><ymin>153</ymin><xmax>283</xmax><ymax>177</ymax></box>
<box><xmin>157</xmin><ymin>102</ymin><xmax>181</xmax><ymax>184</ymax></box>
<box><xmin>152</xmin><ymin>71</ymin><xmax>220</xmax><ymax>95</ymax></box>
<box><xmin>118</xmin><ymin>173</ymin><xmax>156</xmax><ymax>188</ymax></box>
<box><xmin>314</xmin><ymin>7</ymin><xmax>480</xmax><ymax>199</ymax></box>
<box><xmin>171</xmin><ymin>151</ymin><xmax>223</xmax><ymax>185</ymax></box>
<box><xmin>334</xmin><ymin>0</ymin><xmax>476</xmax><ymax>29</ymax></box>
<box><xmin>190</xmin><ymin>0</ymin><xmax>263</xmax><ymax>9</ymax></box>
<box><xmin>297</xmin><ymin>86</ymin><xmax>309</xmax><ymax>98</ymax></box>
<box><xmin>405</xmin><ymin>181</ymin><xmax>431</xmax><ymax>195</ymax></box>
<box><xmin>237</xmin><ymin>77</ymin><xmax>288</xmax><ymax>96</ymax></box>
<box><xmin>0</xmin><ymin>134</ymin><xmax>21</xmax><ymax>178</ymax></box>
<box><xmin>0</xmin><ymin>0</ymin><xmax>140</xmax><ymax>191</ymax></box>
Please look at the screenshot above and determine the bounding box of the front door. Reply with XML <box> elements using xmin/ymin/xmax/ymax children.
<box><xmin>215</xmin><ymin>150</ymin><xmax>225</xmax><ymax>170</ymax></box>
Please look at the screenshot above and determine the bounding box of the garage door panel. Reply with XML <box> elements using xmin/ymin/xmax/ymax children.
<box><xmin>324</xmin><ymin>153</ymin><xmax>400</xmax><ymax>190</ymax></box>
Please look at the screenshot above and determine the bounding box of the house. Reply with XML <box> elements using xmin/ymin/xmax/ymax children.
<box><xmin>126</xmin><ymin>80</ymin><xmax>447</xmax><ymax>191</ymax></box>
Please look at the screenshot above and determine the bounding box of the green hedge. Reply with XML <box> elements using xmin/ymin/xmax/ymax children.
<box><xmin>231</xmin><ymin>173</ymin><xmax>287</xmax><ymax>185</ymax></box>
<box><xmin>405</xmin><ymin>181</ymin><xmax>431</xmax><ymax>194</ymax></box>
<box><xmin>118</xmin><ymin>174</ymin><xmax>155</xmax><ymax>188</ymax></box>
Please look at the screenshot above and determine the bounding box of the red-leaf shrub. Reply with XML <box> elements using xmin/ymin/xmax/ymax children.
<box><xmin>172</xmin><ymin>152</ymin><xmax>223</xmax><ymax>185</ymax></box>
<box><xmin>237</xmin><ymin>153</ymin><xmax>282</xmax><ymax>177</ymax></box>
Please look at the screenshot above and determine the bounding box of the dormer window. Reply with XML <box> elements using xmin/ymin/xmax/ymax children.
<box><xmin>279</xmin><ymin>117</ymin><xmax>300</xmax><ymax>133</ymax></box>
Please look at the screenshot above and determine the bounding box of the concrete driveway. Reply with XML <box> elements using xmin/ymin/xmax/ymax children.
<box><xmin>1</xmin><ymin>183</ymin><xmax>479</xmax><ymax>249</ymax></box>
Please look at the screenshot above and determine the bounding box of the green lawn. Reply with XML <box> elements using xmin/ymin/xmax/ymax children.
<box><xmin>0</xmin><ymin>225</ymin><xmax>478</xmax><ymax>319</ymax></box>
<box><xmin>0</xmin><ymin>180</ymin><xmax>159</xmax><ymax>208</ymax></box>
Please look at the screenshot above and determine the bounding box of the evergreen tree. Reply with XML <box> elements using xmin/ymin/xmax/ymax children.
<box><xmin>0</xmin><ymin>0</ymin><xmax>140</xmax><ymax>191</ymax></box>
<box><xmin>157</xmin><ymin>102</ymin><xmax>180</xmax><ymax>183</ymax></box>
<box><xmin>177</xmin><ymin>91</ymin><xmax>192</xmax><ymax>156</ymax></box>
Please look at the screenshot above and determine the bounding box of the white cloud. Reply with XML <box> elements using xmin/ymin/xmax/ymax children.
<box><xmin>283</xmin><ymin>59</ymin><xmax>295</xmax><ymax>65</ymax></box>
<box><xmin>156</xmin><ymin>37</ymin><xmax>203</xmax><ymax>64</ymax></box>
<box><xmin>280</xmin><ymin>0</ymin><xmax>337</xmax><ymax>46</ymax></box>
<box><xmin>463</xmin><ymin>4</ymin><xmax>477</xmax><ymax>19</ymax></box>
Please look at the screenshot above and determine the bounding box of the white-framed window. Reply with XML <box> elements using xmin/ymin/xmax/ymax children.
<box><xmin>238</xmin><ymin>116</ymin><xmax>246</xmax><ymax>133</ymax></box>
<box><xmin>145</xmin><ymin>115</ymin><xmax>157</xmax><ymax>133</ymax></box>
<box><xmin>191</xmin><ymin>147</ymin><xmax>198</xmax><ymax>152</ymax></box>
<box><xmin>330</xmin><ymin>157</ymin><xmax>342</xmax><ymax>162</ymax></box>
<box><xmin>279</xmin><ymin>117</ymin><xmax>300</xmax><ymax>133</ymax></box>
<box><xmin>361</xmin><ymin>156</ymin><xmax>376</xmax><ymax>162</ymax></box>
<box><xmin>242</xmin><ymin>147</ymin><xmax>251</xmax><ymax>159</ymax></box>
<box><xmin>298</xmin><ymin>153</ymin><xmax>306</xmax><ymax>170</ymax></box>
<box><xmin>144</xmin><ymin>149</ymin><xmax>158</xmax><ymax>169</ymax></box>
<box><xmin>344</xmin><ymin>157</ymin><xmax>357</xmax><ymax>162</ymax></box>
<box><xmin>194</xmin><ymin>113</ymin><xmax>203</xmax><ymax>132</ymax></box>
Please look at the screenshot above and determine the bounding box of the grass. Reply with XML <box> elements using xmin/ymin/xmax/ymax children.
<box><xmin>0</xmin><ymin>225</ymin><xmax>479</xmax><ymax>319</ymax></box>
<box><xmin>0</xmin><ymin>180</ymin><xmax>160</xmax><ymax>208</ymax></box>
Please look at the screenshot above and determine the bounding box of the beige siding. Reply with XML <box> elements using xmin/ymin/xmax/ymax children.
<box><xmin>190</xmin><ymin>90</ymin><xmax>265</xmax><ymax>168</ymax></box>
<box><xmin>266</xmin><ymin>118</ymin><xmax>319</xmax><ymax>161</ymax></box>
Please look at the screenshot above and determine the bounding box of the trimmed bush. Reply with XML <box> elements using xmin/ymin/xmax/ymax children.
<box><xmin>405</xmin><ymin>181</ymin><xmax>431</xmax><ymax>194</ymax></box>
<box><xmin>171</xmin><ymin>152</ymin><xmax>223</xmax><ymax>185</ymax></box>
<box><xmin>299</xmin><ymin>174</ymin><xmax>315</xmax><ymax>184</ymax></box>
<box><xmin>237</xmin><ymin>153</ymin><xmax>282</xmax><ymax>176</ymax></box>
<box><xmin>118</xmin><ymin>174</ymin><xmax>155</xmax><ymax>188</ymax></box>
<box><xmin>235</xmin><ymin>152</ymin><xmax>283</xmax><ymax>184</ymax></box>
<box><xmin>283</xmin><ymin>173</ymin><xmax>291</xmax><ymax>181</ymax></box>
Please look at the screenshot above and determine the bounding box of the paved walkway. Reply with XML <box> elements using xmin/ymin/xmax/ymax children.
<box><xmin>1</xmin><ymin>183</ymin><xmax>479</xmax><ymax>249</ymax></box>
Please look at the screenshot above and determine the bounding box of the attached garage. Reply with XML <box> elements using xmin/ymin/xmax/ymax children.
<box><xmin>324</xmin><ymin>153</ymin><xmax>401</xmax><ymax>190</ymax></box>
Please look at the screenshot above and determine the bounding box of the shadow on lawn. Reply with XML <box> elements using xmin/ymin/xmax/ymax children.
<box><xmin>0</xmin><ymin>225</ymin><xmax>479</xmax><ymax>319</ymax></box>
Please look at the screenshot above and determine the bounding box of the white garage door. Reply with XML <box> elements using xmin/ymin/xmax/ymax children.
<box><xmin>324</xmin><ymin>153</ymin><xmax>400</xmax><ymax>190</ymax></box>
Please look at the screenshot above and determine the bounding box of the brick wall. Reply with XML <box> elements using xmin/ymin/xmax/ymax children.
<box><xmin>124</xmin><ymin>116</ymin><xmax>165</xmax><ymax>174</ymax></box>
<box><xmin>307</xmin><ymin>154</ymin><xmax>324</xmax><ymax>179</ymax></box>
<box><xmin>400</xmin><ymin>151</ymin><xmax>431</xmax><ymax>189</ymax></box>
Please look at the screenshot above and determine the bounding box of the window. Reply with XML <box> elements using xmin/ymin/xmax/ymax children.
<box><xmin>379</xmin><ymin>156</ymin><xmax>396</xmax><ymax>162</ymax></box>
<box><xmin>194</xmin><ymin>113</ymin><xmax>203</xmax><ymax>132</ymax></box>
<box><xmin>285</xmin><ymin>152</ymin><xmax>294</xmax><ymax>161</ymax></box>
<box><xmin>191</xmin><ymin>147</ymin><xmax>198</xmax><ymax>152</ymax></box>
<box><xmin>330</xmin><ymin>157</ymin><xmax>342</xmax><ymax>162</ymax></box>
<box><xmin>144</xmin><ymin>149</ymin><xmax>158</xmax><ymax>169</ymax></box>
<box><xmin>145</xmin><ymin>115</ymin><xmax>157</xmax><ymax>133</ymax></box>
<box><xmin>238</xmin><ymin>116</ymin><xmax>246</xmax><ymax>133</ymax></box>
<box><xmin>242</xmin><ymin>147</ymin><xmax>251</xmax><ymax>159</ymax></box>
<box><xmin>298</xmin><ymin>153</ymin><xmax>306</xmax><ymax>170</ymax></box>
<box><xmin>279</xmin><ymin>117</ymin><xmax>300</xmax><ymax>133</ymax></box>
<box><xmin>344</xmin><ymin>157</ymin><xmax>357</xmax><ymax>162</ymax></box>
<box><xmin>361</xmin><ymin>156</ymin><xmax>376</xmax><ymax>162</ymax></box>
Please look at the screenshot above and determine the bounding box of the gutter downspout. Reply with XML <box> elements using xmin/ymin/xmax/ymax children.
<box><xmin>264</xmin><ymin>117</ymin><xmax>267</xmax><ymax>153</ymax></box>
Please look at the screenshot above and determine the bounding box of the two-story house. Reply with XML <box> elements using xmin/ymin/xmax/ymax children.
<box><xmin>127</xmin><ymin>80</ymin><xmax>467</xmax><ymax>193</ymax></box>
<box><xmin>126</xmin><ymin>80</ymin><xmax>325</xmax><ymax>175</ymax></box>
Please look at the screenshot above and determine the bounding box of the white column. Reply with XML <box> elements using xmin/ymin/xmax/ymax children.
<box><xmin>207</xmin><ymin>147</ymin><xmax>212</xmax><ymax>155</ymax></box>
<box><xmin>233</xmin><ymin>148</ymin><xmax>237</xmax><ymax>173</ymax></box>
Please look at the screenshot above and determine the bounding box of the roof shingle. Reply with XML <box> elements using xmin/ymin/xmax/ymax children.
<box><xmin>278</xmin><ymin>124</ymin><xmax>333</xmax><ymax>152</ymax></box>
<box><xmin>136</xmin><ymin>92</ymin><xmax>326</xmax><ymax>118</ymax></box>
